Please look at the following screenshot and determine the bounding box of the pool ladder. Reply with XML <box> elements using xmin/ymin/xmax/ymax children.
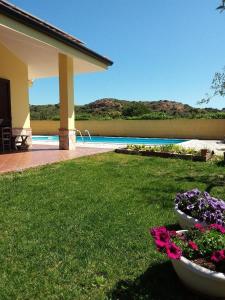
<box><xmin>84</xmin><ymin>129</ymin><xmax>92</xmax><ymax>141</ymax></box>
<box><xmin>75</xmin><ymin>129</ymin><xmax>84</xmax><ymax>143</ymax></box>
<box><xmin>75</xmin><ymin>129</ymin><xmax>92</xmax><ymax>142</ymax></box>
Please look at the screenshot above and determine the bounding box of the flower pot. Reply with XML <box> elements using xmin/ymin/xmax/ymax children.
<box><xmin>174</xmin><ymin>206</ymin><xmax>206</xmax><ymax>229</ymax></box>
<box><xmin>172</xmin><ymin>231</ymin><xmax>225</xmax><ymax>299</ymax></box>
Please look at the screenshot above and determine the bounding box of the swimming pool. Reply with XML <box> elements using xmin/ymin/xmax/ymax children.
<box><xmin>32</xmin><ymin>135</ymin><xmax>188</xmax><ymax>145</ymax></box>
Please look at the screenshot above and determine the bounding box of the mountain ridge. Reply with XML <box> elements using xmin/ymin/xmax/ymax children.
<box><xmin>30</xmin><ymin>98</ymin><xmax>225</xmax><ymax>120</ymax></box>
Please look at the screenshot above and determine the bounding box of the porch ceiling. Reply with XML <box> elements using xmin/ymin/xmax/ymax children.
<box><xmin>0</xmin><ymin>24</ymin><xmax>107</xmax><ymax>80</ymax></box>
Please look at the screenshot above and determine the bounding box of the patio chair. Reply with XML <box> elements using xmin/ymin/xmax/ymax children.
<box><xmin>1</xmin><ymin>127</ymin><xmax>12</xmax><ymax>152</ymax></box>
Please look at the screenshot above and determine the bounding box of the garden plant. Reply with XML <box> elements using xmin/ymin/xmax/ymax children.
<box><xmin>175</xmin><ymin>189</ymin><xmax>225</xmax><ymax>226</ymax></box>
<box><xmin>150</xmin><ymin>223</ymin><xmax>225</xmax><ymax>273</ymax></box>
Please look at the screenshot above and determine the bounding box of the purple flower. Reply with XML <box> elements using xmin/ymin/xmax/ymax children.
<box><xmin>203</xmin><ymin>191</ymin><xmax>210</xmax><ymax>198</ymax></box>
<box><xmin>175</xmin><ymin>193</ymin><xmax>182</xmax><ymax>204</ymax></box>
<box><xmin>175</xmin><ymin>189</ymin><xmax>225</xmax><ymax>226</ymax></box>
<box><xmin>198</xmin><ymin>199</ymin><xmax>207</xmax><ymax>210</ymax></box>
<box><xmin>202</xmin><ymin>211</ymin><xmax>212</xmax><ymax>222</ymax></box>
<box><xmin>189</xmin><ymin>188</ymin><xmax>201</xmax><ymax>195</ymax></box>
<box><xmin>187</xmin><ymin>204</ymin><xmax>195</xmax><ymax>210</ymax></box>
<box><xmin>217</xmin><ymin>219</ymin><xmax>224</xmax><ymax>226</ymax></box>
<box><xmin>217</xmin><ymin>200</ymin><xmax>225</xmax><ymax>211</ymax></box>
<box><xmin>209</xmin><ymin>199</ymin><xmax>220</xmax><ymax>210</ymax></box>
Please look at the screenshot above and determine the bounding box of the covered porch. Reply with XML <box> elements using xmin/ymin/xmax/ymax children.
<box><xmin>0</xmin><ymin>0</ymin><xmax>112</xmax><ymax>152</ymax></box>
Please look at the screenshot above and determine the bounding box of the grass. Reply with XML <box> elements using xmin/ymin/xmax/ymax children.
<box><xmin>0</xmin><ymin>153</ymin><xmax>224</xmax><ymax>299</ymax></box>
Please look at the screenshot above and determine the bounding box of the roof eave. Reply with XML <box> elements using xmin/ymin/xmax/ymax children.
<box><xmin>0</xmin><ymin>1</ymin><xmax>113</xmax><ymax>67</ymax></box>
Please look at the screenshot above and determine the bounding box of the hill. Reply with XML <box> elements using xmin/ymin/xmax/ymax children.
<box><xmin>30</xmin><ymin>98</ymin><xmax>225</xmax><ymax>120</ymax></box>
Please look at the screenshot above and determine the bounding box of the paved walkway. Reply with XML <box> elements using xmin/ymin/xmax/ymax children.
<box><xmin>180</xmin><ymin>139</ymin><xmax>225</xmax><ymax>155</ymax></box>
<box><xmin>3</xmin><ymin>139</ymin><xmax>223</xmax><ymax>175</ymax></box>
<box><xmin>0</xmin><ymin>144</ymin><xmax>113</xmax><ymax>174</ymax></box>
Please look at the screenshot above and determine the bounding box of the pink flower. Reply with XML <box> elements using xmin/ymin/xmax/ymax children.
<box><xmin>194</xmin><ymin>223</ymin><xmax>206</xmax><ymax>232</ymax></box>
<box><xmin>166</xmin><ymin>242</ymin><xmax>182</xmax><ymax>260</ymax></box>
<box><xmin>155</xmin><ymin>239</ymin><xmax>169</xmax><ymax>249</ymax></box>
<box><xmin>188</xmin><ymin>241</ymin><xmax>198</xmax><ymax>251</ymax></box>
<box><xmin>156</xmin><ymin>231</ymin><xmax>170</xmax><ymax>242</ymax></box>
<box><xmin>150</xmin><ymin>226</ymin><xmax>171</xmax><ymax>249</ymax></box>
<box><xmin>211</xmin><ymin>250</ymin><xmax>225</xmax><ymax>263</ymax></box>
<box><xmin>210</xmin><ymin>224</ymin><xmax>225</xmax><ymax>234</ymax></box>
<box><xmin>169</xmin><ymin>230</ymin><xmax>177</xmax><ymax>237</ymax></box>
<box><xmin>150</xmin><ymin>227</ymin><xmax>170</xmax><ymax>242</ymax></box>
<box><xmin>150</xmin><ymin>226</ymin><xmax>167</xmax><ymax>238</ymax></box>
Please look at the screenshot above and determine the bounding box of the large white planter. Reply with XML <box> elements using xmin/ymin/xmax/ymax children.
<box><xmin>174</xmin><ymin>206</ymin><xmax>206</xmax><ymax>229</ymax></box>
<box><xmin>171</xmin><ymin>230</ymin><xmax>225</xmax><ymax>298</ymax></box>
<box><xmin>172</xmin><ymin>255</ymin><xmax>225</xmax><ymax>298</ymax></box>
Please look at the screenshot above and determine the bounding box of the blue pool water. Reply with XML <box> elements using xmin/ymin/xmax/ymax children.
<box><xmin>33</xmin><ymin>135</ymin><xmax>188</xmax><ymax>145</ymax></box>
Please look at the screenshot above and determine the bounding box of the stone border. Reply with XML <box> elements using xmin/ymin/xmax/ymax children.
<box><xmin>115</xmin><ymin>148</ymin><xmax>213</xmax><ymax>162</ymax></box>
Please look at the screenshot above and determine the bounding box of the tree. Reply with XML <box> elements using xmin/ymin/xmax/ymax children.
<box><xmin>122</xmin><ymin>102</ymin><xmax>149</xmax><ymax>117</ymax></box>
<box><xmin>199</xmin><ymin>67</ymin><xmax>225</xmax><ymax>104</ymax></box>
<box><xmin>199</xmin><ymin>1</ymin><xmax>224</xmax><ymax>104</ymax></box>
<box><xmin>217</xmin><ymin>0</ymin><xmax>225</xmax><ymax>11</ymax></box>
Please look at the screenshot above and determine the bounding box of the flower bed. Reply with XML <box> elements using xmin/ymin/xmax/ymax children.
<box><xmin>150</xmin><ymin>224</ymin><xmax>225</xmax><ymax>298</ymax></box>
<box><xmin>115</xmin><ymin>145</ymin><xmax>213</xmax><ymax>162</ymax></box>
<box><xmin>175</xmin><ymin>189</ymin><xmax>225</xmax><ymax>228</ymax></box>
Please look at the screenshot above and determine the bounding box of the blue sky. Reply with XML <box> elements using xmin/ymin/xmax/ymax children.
<box><xmin>10</xmin><ymin>0</ymin><xmax>225</xmax><ymax>108</ymax></box>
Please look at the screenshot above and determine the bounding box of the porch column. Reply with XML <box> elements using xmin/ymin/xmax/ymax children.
<box><xmin>11</xmin><ymin>69</ymin><xmax>32</xmax><ymax>149</ymax></box>
<box><xmin>58</xmin><ymin>53</ymin><xmax>76</xmax><ymax>150</ymax></box>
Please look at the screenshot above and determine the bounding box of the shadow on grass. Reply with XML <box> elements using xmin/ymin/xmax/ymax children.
<box><xmin>164</xmin><ymin>223</ymin><xmax>181</xmax><ymax>231</ymax></box>
<box><xmin>175</xmin><ymin>174</ymin><xmax>225</xmax><ymax>193</ymax></box>
<box><xmin>108</xmin><ymin>261</ymin><xmax>205</xmax><ymax>300</ymax></box>
<box><xmin>215</xmin><ymin>160</ymin><xmax>225</xmax><ymax>167</ymax></box>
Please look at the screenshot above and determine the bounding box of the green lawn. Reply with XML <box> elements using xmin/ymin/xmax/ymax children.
<box><xmin>0</xmin><ymin>153</ymin><xmax>224</xmax><ymax>299</ymax></box>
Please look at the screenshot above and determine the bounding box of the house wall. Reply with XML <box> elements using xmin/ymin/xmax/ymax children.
<box><xmin>0</xmin><ymin>41</ymin><xmax>30</xmax><ymax>129</ymax></box>
<box><xmin>31</xmin><ymin>119</ymin><xmax>225</xmax><ymax>140</ymax></box>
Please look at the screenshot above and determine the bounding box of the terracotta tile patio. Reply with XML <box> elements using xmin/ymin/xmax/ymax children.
<box><xmin>0</xmin><ymin>144</ymin><xmax>113</xmax><ymax>174</ymax></box>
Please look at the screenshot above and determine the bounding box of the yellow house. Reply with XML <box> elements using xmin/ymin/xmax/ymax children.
<box><xmin>0</xmin><ymin>0</ymin><xmax>113</xmax><ymax>150</ymax></box>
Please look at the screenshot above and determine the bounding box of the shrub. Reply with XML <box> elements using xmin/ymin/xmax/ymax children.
<box><xmin>124</xmin><ymin>112</ymin><xmax>173</xmax><ymax>120</ymax></box>
<box><xmin>126</xmin><ymin>144</ymin><xmax>200</xmax><ymax>155</ymax></box>
<box><xmin>75</xmin><ymin>114</ymin><xmax>92</xmax><ymax>120</ymax></box>
<box><xmin>122</xmin><ymin>102</ymin><xmax>150</xmax><ymax>117</ymax></box>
